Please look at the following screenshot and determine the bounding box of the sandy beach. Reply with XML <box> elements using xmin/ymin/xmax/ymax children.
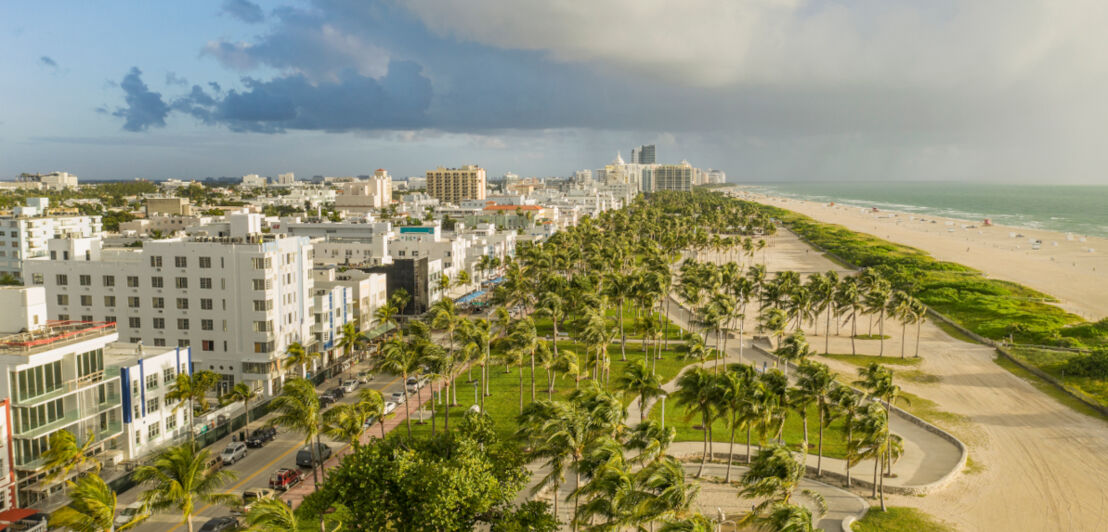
<box><xmin>736</xmin><ymin>190</ymin><xmax>1108</xmax><ymax>321</ymax></box>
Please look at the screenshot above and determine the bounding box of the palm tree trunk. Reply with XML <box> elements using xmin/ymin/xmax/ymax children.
<box><xmin>518</xmin><ymin>364</ymin><xmax>524</xmax><ymax>414</ymax></box>
<box><xmin>872</xmin><ymin>453</ymin><xmax>879</xmax><ymax>498</ymax></box>
<box><xmin>726</xmin><ymin>421</ymin><xmax>737</xmax><ymax>483</ymax></box>
<box><xmin>430</xmin><ymin>382</ymin><xmax>437</xmax><ymax>435</ymax></box>
<box><xmin>851</xmin><ymin>314</ymin><xmax>857</xmax><ymax>355</ymax></box>
<box><xmin>746</xmin><ymin>426</ymin><xmax>752</xmax><ymax>464</ymax></box>
<box><xmin>915</xmin><ymin>320</ymin><xmax>922</xmax><ymax>358</ymax></box>
<box><xmin>817</xmin><ymin>404</ymin><xmax>825</xmax><ymax>477</ymax></box>
<box><xmin>801</xmin><ymin>411</ymin><xmax>809</xmax><ymax>469</ymax></box>
<box><xmin>879</xmin><ymin>450</ymin><xmax>887</xmax><ymax>511</ymax></box>
<box><xmin>846</xmin><ymin>423</ymin><xmax>853</xmax><ymax>487</ymax></box>
<box><xmin>402</xmin><ymin>377</ymin><xmax>413</xmax><ymax>438</ymax></box>
<box><xmin>530</xmin><ymin>349</ymin><xmax>536</xmax><ymax>402</ymax></box>
<box><xmin>879</xmin><ymin>309</ymin><xmax>886</xmax><ymax>356</ymax></box>
<box><xmin>697</xmin><ymin>411</ymin><xmax>708</xmax><ymax>478</ymax></box>
<box><xmin>573</xmin><ymin>469</ymin><xmax>581</xmax><ymax>532</ymax></box>
<box><xmin>186</xmin><ymin>515</ymin><xmax>194</xmax><ymax>532</ymax></box>
<box><xmin>825</xmin><ymin>307</ymin><xmax>832</xmax><ymax>354</ymax></box>
<box><xmin>618</xmin><ymin>302</ymin><xmax>627</xmax><ymax>361</ymax></box>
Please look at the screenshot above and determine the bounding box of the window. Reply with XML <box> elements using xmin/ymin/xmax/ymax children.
<box><xmin>32</xmin><ymin>273</ymin><xmax>43</xmax><ymax>285</ymax></box>
<box><xmin>56</xmin><ymin>274</ymin><xmax>68</xmax><ymax>285</ymax></box>
<box><xmin>177</xmin><ymin>319</ymin><xmax>189</xmax><ymax>330</ymax></box>
<box><xmin>103</xmin><ymin>275</ymin><xmax>115</xmax><ymax>287</ymax></box>
<box><xmin>252</xmin><ymin>320</ymin><xmax>273</xmax><ymax>332</ymax></box>
<box><xmin>163</xmin><ymin>367</ymin><xmax>175</xmax><ymax>383</ymax></box>
<box><xmin>80</xmin><ymin>295</ymin><xmax>92</xmax><ymax>306</ymax></box>
<box><xmin>134</xmin><ymin>432</ymin><xmax>141</xmax><ymax>446</ymax></box>
<box><xmin>175</xmin><ymin>277</ymin><xmax>188</xmax><ymax>289</ymax></box>
<box><xmin>174</xmin><ymin>256</ymin><xmax>187</xmax><ymax>268</ymax></box>
<box><xmin>127</xmin><ymin>276</ymin><xmax>139</xmax><ymax>287</ymax></box>
<box><xmin>254</xmin><ymin>341</ymin><xmax>274</xmax><ymax>353</ymax></box>
<box><xmin>202</xmin><ymin>340</ymin><xmax>215</xmax><ymax>351</ymax></box>
<box><xmin>146</xmin><ymin>398</ymin><xmax>160</xmax><ymax>414</ymax></box>
<box><xmin>105</xmin><ymin>315</ymin><xmax>116</xmax><ymax>324</ymax></box>
<box><xmin>151</xmin><ymin>276</ymin><xmax>163</xmax><ymax>288</ymax></box>
<box><xmin>104</xmin><ymin>296</ymin><xmax>116</xmax><ymax>307</ymax></box>
<box><xmin>79</xmin><ymin>274</ymin><xmax>91</xmax><ymax>286</ymax></box>
<box><xmin>57</xmin><ymin>294</ymin><xmax>69</xmax><ymax>305</ymax></box>
<box><xmin>132</xmin><ymin>379</ymin><xmax>139</xmax><ymax>396</ymax></box>
<box><xmin>252</xmin><ymin>257</ymin><xmax>272</xmax><ymax>269</ymax></box>
<box><xmin>153</xmin><ymin>318</ymin><xmax>165</xmax><ymax>329</ymax></box>
<box><xmin>199</xmin><ymin>256</ymin><xmax>211</xmax><ymax>268</ymax></box>
<box><xmin>201</xmin><ymin>319</ymin><xmax>214</xmax><ymax>331</ymax></box>
<box><xmin>150</xmin><ymin>256</ymin><xmax>162</xmax><ymax>267</ymax></box>
<box><xmin>146</xmin><ymin>374</ymin><xmax>158</xmax><ymax>390</ymax></box>
<box><xmin>165</xmin><ymin>414</ymin><xmax>177</xmax><ymax>431</ymax></box>
<box><xmin>153</xmin><ymin>338</ymin><xmax>166</xmax><ymax>347</ymax></box>
<box><xmin>152</xmin><ymin>297</ymin><xmax>164</xmax><ymax>309</ymax></box>
<box><xmin>128</xmin><ymin>317</ymin><xmax>141</xmax><ymax>328</ymax></box>
<box><xmin>178</xmin><ymin>339</ymin><xmax>190</xmax><ymax>347</ymax></box>
<box><xmin>252</xmin><ymin>279</ymin><xmax>267</xmax><ymax>290</ymax></box>
<box><xmin>252</xmin><ymin>300</ymin><xmax>273</xmax><ymax>311</ymax></box>
<box><xmin>80</xmin><ymin>314</ymin><xmax>93</xmax><ymax>322</ymax></box>
<box><xmin>200</xmin><ymin>298</ymin><xmax>212</xmax><ymax>310</ymax></box>
<box><xmin>200</xmin><ymin>277</ymin><xmax>212</xmax><ymax>289</ymax></box>
<box><xmin>176</xmin><ymin>298</ymin><xmax>189</xmax><ymax>310</ymax></box>
<box><xmin>128</xmin><ymin>297</ymin><xmax>140</xmax><ymax>308</ymax></box>
<box><xmin>164</xmin><ymin>395</ymin><xmax>174</xmax><ymax>408</ymax></box>
<box><xmin>148</xmin><ymin>423</ymin><xmax>160</xmax><ymax>439</ymax></box>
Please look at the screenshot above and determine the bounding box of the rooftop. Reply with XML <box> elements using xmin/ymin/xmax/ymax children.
<box><xmin>0</xmin><ymin>320</ymin><xmax>116</xmax><ymax>356</ymax></box>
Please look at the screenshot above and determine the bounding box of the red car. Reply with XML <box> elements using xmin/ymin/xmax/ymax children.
<box><xmin>268</xmin><ymin>468</ymin><xmax>303</xmax><ymax>491</ymax></box>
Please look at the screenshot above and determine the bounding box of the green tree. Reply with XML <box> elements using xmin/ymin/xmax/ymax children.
<box><xmin>165</xmin><ymin>370</ymin><xmax>221</xmax><ymax>444</ymax></box>
<box><xmin>673</xmin><ymin>367</ymin><xmax>718</xmax><ymax>478</ymax></box>
<box><xmin>269</xmin><ymin>378</ymin><xmax>326</xmax><ymax>487</ymax></box>
<box><xmin>376</xmin><ymin>335</ymin><xmax>422</xmax><ymax>438</ymax></box>
<box><xmin>132</xmin><ymin>443</ymin><xmax>238</xmax><ymax>532</ymax></box>
<box><xmin>615</xmin><ymin>360</ymin><xmax>663</xmax><ymax>422</ymax></box>
<box><xmin>221</xmin><ymin>382</ymin><xmax>257</xmax><ymax>428</ymax></box>
<box><xmin>49</xmin><ymin>473</ymin><xmax>146</xmax><ymax>532</ymax></box>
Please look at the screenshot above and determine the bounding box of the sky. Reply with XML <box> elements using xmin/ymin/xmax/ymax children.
<box><xmin>3</xmin><ymin>0</ymin><xmax>1108</xmax><ymax>183</ymax></box>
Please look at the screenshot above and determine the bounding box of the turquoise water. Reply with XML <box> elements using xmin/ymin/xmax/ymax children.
<box><xmin>745</xmin><ymin>182</ymin><xmax>1108</xmax><ymax>238</ymax></box>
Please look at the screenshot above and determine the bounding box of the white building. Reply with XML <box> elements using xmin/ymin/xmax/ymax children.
<box><xmin>119</xmin><ymin>214</ymin><xmax>214</xmax><ymax>237</ymax></box>
<box><xmin>14</xmin><ymin>172</ymin><xmax>78</xmax><ymax>191</ymax></box>
<box><xmin>276</xmin><ymin>172</ymin><xmax>295</xmax><ymax>186</ymax></box>
<box><xmin>0</xmin><ymin>396</ymin><xmax>13</xmax><ymax>511</ymax></box>
<box><xmin>0</xmin><ymin>287</ymin><xmax>124</xmax><ymax>507</ymax></box>
<box><xmin>107</xmin><ymin>343</ymin><xmax>191</xmax><ymax>462</ymax></box>
<box><xmin>309</xmin><ymin>270</ymin><xmax>355</xmax><ymax>370</ymax></box>
<box><xmin>0</xmin><ymin>198</ymin><xmax>103</xmax><ymax>281</ymax></box>
<box><xmin>23</xmin><ymin>215</ymin><xmax>314</xmax><ymax>397</ymax></box>
<box><xmin>334</xmin><ymin>170</ymin><xmax>392</xmax><ymax>214</ymax></box>
<box><xmin>277</xmin><ymin>219</ymin><xmax>394</xmax><ymax>268</ymax></box>
<box><xmin>241</xmin><ymin>174</ymin><xmax>267</xmax><ymax>189</ymax></box>
<box><xmin>390</xmin><ymin>224</ymin><xmax>467</xmax><ymax>281</ymax></box>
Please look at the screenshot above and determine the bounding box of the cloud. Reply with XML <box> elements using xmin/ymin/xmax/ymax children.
<box><xmin>221</xmin><ymin>0</ymin><xmax>265</xmax><ymax>24</ymax></box>
<box><xmin>165</xmin><ymin>72</ymin><xmax>189</xmax><ymax>86</ymax></box>
<box><xmin>111</xmin><ymin>67</ymin><xmax>170</xmax><ymax>132</ymax></box>
<box><xmin>39</xmin><ymin>55</ymin><xmax>57</xmax><ymax>68</ymax></box>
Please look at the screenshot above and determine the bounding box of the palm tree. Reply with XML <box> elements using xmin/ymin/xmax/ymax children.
<box><xmin>242</xmin><ymin>497</ymin><xmax>299</xmax><ymax>532</ymax></box>
<box><xmin>719</xmin><ymin>363</ymin><xmax>756</xmax><ymax>482</ymax></box>
<box><xmin>49</xmin><ymin>473</ymin><xmax>146</xmax><ymax>532</ymax></box>
<box><xmin>269</xmin><ymin>378</ymin><xmax>325</xmax><ymax>487</ymax></box>
<box><xmin>863</xmin><ymin>279</ymin><xmax>893</xmax><ymax>356</ymax></box>
<box><xmin>752</xmin><ymin>502</ymin><xmax>822</xmax><ymax>532</ymax></box>
<box><xmin>638</xmin><ymin>457</ymin><xmax>701</xmax><ymax>528</ymax></box>
<box><xmin>605</xmin><ymin>273</ymin><xmax>634</xmax><ymax>362</ymax></box>
<box><xmin>834</xmin><ymin>277</ymin><xmax>863</xmax><ymax>355</ymax></box>
<box><xmin>464</xmin><ymin>318</ymin><xmax>493</xmax><ymax>410</ymax></box>
<box><xmin>132</xmin><ymin>443</ymin><xmax>238</xmax><ymax>532</ymax></box>
<box><xmin>615</xmin><ymin>360</ymin><xmax>663</xmax><ymax>421</ymax></box>
<box><xmin>335</xmin><ymin>321</ymin><xmax>360</xmax><ymax>369</ymax></box>
<box><xmin>828</xmin><ymin>385</ymin><xmax>860</xmax><ymax>485</ymax></box>
<box><xmin>509</xmin><ymin>316</ymin><xmax>540</xmax><ymax>403</ymax></box>
<box><xmin>323</xmin><ymin>402</ymin><xmax>370</xmax><ymax>449</ymax></box>
<box><xmin>758</xmin><ymin>308</ymin><xmax>788</xmax><ymax>352</ymax></box>
<box><xmin>431</xmin><ymin>298</ymin><xmax>462</xmax><ymax>422</ymax></box>
<box><xmin>673</xmin><ymin>367</ymin><xmax>718</xmax><ymax>478</ymax></box>
<box><xmin>357</xmin><ymin>387</ymin><xmax>387</xmax><ymax>439</ymax></box>
<box><xmin>737</xmin><ymin>445</ymin><xmax>805</xmax><ymax>525</ymax></box>
<box><xmin>221</xmin><ymin>383</ymin><xmax>257</xmax><ymax>428</ymax></box>
<box><xmin>282</xmin><ymin>342</ymin><xmax>315</xmax><ymax>378</ymax></box>
<box><xmin>851</xmin><ymin>402</ymin><xmax>893</xmax><ymax>510</ymax></box>
<box><xmin>43</xmin><ymin>429</ymin><xmax>99</xmax><ymax>485</ymax></box>
<box><xmin>456</xmin><ymin>269</ymin><xmax>472</xmax><ymax>294</ymax></box>
<box><xmin>773</xmin><ymin>331</ymin><xmax>813</xmax><ymax>376</ymax></box>
<box><xmin>795</xmin><ymin>361</ymin><xmax>835</xmax><ymax>472</ymax></box>
<box><xmin>165</xmin><ymin>370</ymin><xmax>220</xmax><ymax>444</ymax></box>
<box><xmin>376</xmin><ymin>336</ymin><xmax>421</xmax><ymax>437</ymax></box>
<box><xmin>373</xmin><ymin>301</ymin><xmax>400</xmax><ymax>339</ymax></box>
<box><xmin>911</xmin><ymin>298</ymin><xmax>928</xmax><ymax>358</ymax></box>
<box><xmin>528</xmin><ymin>400</ymin><xmax>594</xmax><ymax>529</ymax></box>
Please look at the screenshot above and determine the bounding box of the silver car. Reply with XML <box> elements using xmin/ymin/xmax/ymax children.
<box><xmin>221</xmin><ymin>442</ymin><xmax>247</xmax><ymax>465</ymax></box>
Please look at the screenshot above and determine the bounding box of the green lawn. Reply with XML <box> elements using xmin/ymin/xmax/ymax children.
<box><xmin>647</xmin><ymin>386</ymin><xmax>851</xmax><ymax>460</ymax></box>
<box><xmin>851</xmin><ymin>506</ymin><xmax>954</xmax><ymax>532</ymax></box>
<box><xmin>993</xmin><ymin>352</ymin><xmax>1108</xmax><ymax>419</ymax></box>
<box><xmin>819</xmin><ymin>354</ymin><xmax>921</xmax><ymax>367</ymax></box>
<box><xmin>1004</xmin><ymin>347</ymin><xmax>1108</xmax><ymax>409</ymax></box>
<box><xmin>533</xmin><ymin>304</ymin><xmax>684</xmax><ymax>341</ymax></box>
<box><xmin>403</xmin><ymin>341</ymin><xmax>708</xmax><ymax>441</ymax></box>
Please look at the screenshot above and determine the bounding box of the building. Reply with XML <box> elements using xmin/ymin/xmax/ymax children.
<box><xmin>145</xmin><ymin>197</ymin><xmax>192</xmax><ymax>216</ymax></box>
<box><xmin>108</xmin><ymin>343</ymin><xmax>191</xmax><ymax>461</ymax></box>
<box><xmin>119</xmin><ymin>214</ymin><xmax>214</xmax><ymax>237</ymax></box>
<box><xmin>0</xmin><ymin>199</ymin><xmax>103</xmax><ymax>281</ymax></box>
<box><xmin>634</xmin><ymin>144</ymin><xmax>656</xmax><ymax>164</ymax></box>
<box><xmin>365</xmin><ymin>257</ymin><xmax>442</xmax><ymax>315</ymax></box>
<box><xmin>241</xmin><ymin>174</ymin><xmax>267</xmax><ymax>189</ymax></box>
<box><xmin>0</xmin><ymin>287</ymin><xmax>124</xmax><ymax>507</ymax></box>
<box><xmin>652</xmin><ymin>162</ymin><xmax>693</xmax><ymax>192</ymax></box>
<box><xmin>426</xmin><ymin>165</ymin><xmax>486</xmax><ymax>205</ymax></box>
<box><xmin>334</xmin><ymin>170</ymin><xmax>392</xmax><ymax>214</ymax></box>
<box><xmin>23</xmin><ymin>214</ymin><xmax>315</xmax><ymax>397</ymax></box>
<box><xmin>0</xmin><ymin>398</ymin><xmax>14</xmax><ymax>511</ymax></box>
<box><xmin>325</xmin><ymin>269</ymin><xmax>388</xmax><ymax>335</ymax></box>
<box><xmin>276</xmin><ymin>172</ymin><xmax>295</xmax><ymax>185</ymax></box>
<box><xmin>15</xmin><ymin>172</ymin><xmax>78</xmax><ymax>191</ymax></box>
<box><xmin>390</xmin><ymin>224</ymin><xmax>466</xmax><ymax>281</ymax></box>
<box><xmin>277</xmin><ymin>219</ymin><xmax>394</xmax><ymax>268</ymax></box>
<box><xmin>705</xmin><ymin>169</ymin><xmax>727</xmax><ymax>184</ymax></box>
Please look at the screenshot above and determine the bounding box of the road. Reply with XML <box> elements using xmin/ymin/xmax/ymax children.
<box><xmin>122</xmin><ymin>361</ymin><xmax>407</xmax><ymax>532</ymax></box>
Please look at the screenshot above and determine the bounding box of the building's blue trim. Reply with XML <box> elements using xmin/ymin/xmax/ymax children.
<box><xmin>138</xmin><ymin>357</ymin><xmax>146</xmax><ymax>417</ymax></box>
<box><xmin>121</xmin><ymin>367</ymin><xmax>132</xmax><ymax>424</ymax></box>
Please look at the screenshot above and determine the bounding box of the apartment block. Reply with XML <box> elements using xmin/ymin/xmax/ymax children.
<box><xmin>426</xmin><ymin>165</ymin><xmax>487</xmax><ymax>205</ymax></box>
<box><xmin>0</xmin><ymin>198</ymin><xmax>102</xmax><ymax>281</ymax></box>
<box><xmin>109</xmin><ymin>343</ymin><xmax>192</xmax><ymax>461</ymax></box>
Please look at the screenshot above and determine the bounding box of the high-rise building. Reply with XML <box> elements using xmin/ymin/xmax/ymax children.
<box><xmin>24</xmin><ymin>214</ymin><xmax>315</xmax><ymax>398</ymax></box>
<box><xmin>426</xmin><ymin>165</ymin><xmax>487</xmax><ymax>205</ymax></box>
<box><xmin>630</xmin><ymin>147</ymin><xmax>641</xmax><ymax>164</ymax></box>
<box><xmin>651</xmin><ymin>162</ymin><xmax>693</xmax><ymax>192</ymax></box>
<box><xmin>635</xmin><ymin>144</ymin><xmax>656</xmax><ymax>164</ymax></box>
<box><xmin>276</xmin><ymin>172</ymin><xmax>295</xmax><ymax>185</ymax></box>
<box><xmin>0</xmin><ymin>198</ymin><xmax>103</xmax><ymax>281</ymax></box>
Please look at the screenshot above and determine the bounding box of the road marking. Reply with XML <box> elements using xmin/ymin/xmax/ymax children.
<box><xmin>163</xmin><ymin>375</ymin><xmax>402</xmax><ymax>531</ymax></box>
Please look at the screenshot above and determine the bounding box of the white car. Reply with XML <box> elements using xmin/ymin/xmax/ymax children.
<box><xmin>221</xmin><ymin>442</ymin><xmax>247</xmax><ymax>465</ymax></box>
<box><xmin>389</xmin><ymin>391</ymin><xmax>406</xmax><ymax>404</ymax></box>
<box><xmin>115</xmin><ymin>502</ymin><xmax>149</xmax><ymax>527</ymax></box>
<box><xmin>383</xmin><ymin>401</ymin><xmax>398</xmax><ymax>415</ymax></box>
<box><xmin>341</xmin><ymin>379</ymin><xmax>358</xmax><ymax>392</ymax></box>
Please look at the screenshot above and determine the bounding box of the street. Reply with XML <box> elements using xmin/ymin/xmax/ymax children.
<box><xmin>121</xmin><ymin>361</ymin><xmax>408</xmax><ymax>532</ymax></box>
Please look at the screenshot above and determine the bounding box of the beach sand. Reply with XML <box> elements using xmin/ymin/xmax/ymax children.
<box><xmin>737</xmin><ymin>190</ymin><xmax>1108</xmax><ymax>320</ymax></box>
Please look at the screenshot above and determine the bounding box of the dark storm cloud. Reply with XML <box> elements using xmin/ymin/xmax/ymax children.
<box><xmin>112</xmin><ymin>67</ymin><xmax>170</xmax><ymax>132</ymax></box>
<box><xmin>221</xmin><ymin>0</ymin><xmax>265</xmax><ymax>24</ymax></box>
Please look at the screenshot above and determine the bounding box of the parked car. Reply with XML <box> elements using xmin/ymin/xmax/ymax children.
<box><xmin>220</xmin><ymin>442</ymin><xmax>247</xmax><ymax>465</ymax></box>
<box><xmin>114</xmin><ymin>502</ymin><xmax>149</xmax><ymax>528</ymax></box>
<box><xmin>296</xmin><ymin>443</ymin><xmax>332</xmax><ymax>468</ymax></box>
<box><xmin>383</xmin><ymin>401</ymin><xmax>398</xmax><ymax>415</ymax></box>
<box><xmin>342</xmin><ymin>379</ymin><xmax>358</xmax><ymax>392</ymax></box>
<box><xmin>329</xmin><ymin>387</ymin><xmax>346</xmax><ymax>399</ymax></box>
<box><xmin>240</xmin><ymin>488</ymin><xmax>276</xmax><ymax>513</ymax></box>
<box><xmin>319</xmin><ymin>393</ymin><xmax>337</xmax><ymax>408</ymax></box>
<box><xmin>405</xmin><ymin>376</ymin><xmax>427</xmax><ymax>393</ymax></box>
<box><xmin>357</xmin><ymin>370</ymin><xmax>371</xmax><ymax>384</ymax></box>
<box><xmin>268</xmin><ymin>468</ymin><xmax>304</xmax><ymax>491</ymax></box>
<box><xmin>198</xmin><ymin>516</ymin><xmax>240</xmax><ymax>532</ymax></box>
<box><xmin>245</xmin><ymin>426</ymin><xmax>277</xmax><ymax>448</ymax></box>
<box><xmin>390</xmin><ymin>391</ymin><xmax>405</xmax><ymax>404</ymax></box>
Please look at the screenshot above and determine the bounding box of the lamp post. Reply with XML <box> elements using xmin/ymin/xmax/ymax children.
<box><xmin>661</xmin><ymin>394</ymin><xmax>667</xmax><ymax>429</ymax></box>
<box><xmin>473</xmin><ymin>381</ymin><xmax>479</xmax><ymax>410</ymax></box>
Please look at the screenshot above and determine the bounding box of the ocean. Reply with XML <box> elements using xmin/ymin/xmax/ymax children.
<box><xmin>744</xmin><ymin>182</ymin><xmax>1108</xmax><ymax>238</ymax></box>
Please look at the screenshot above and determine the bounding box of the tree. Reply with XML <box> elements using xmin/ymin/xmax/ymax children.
<box><xmin>795</xmin><ymin>361</ymin><xmax>835</xmax><ymax>472</ymax></box>
<box><xmin>323</xmin><ymin>402</ymin><xmax>371</xmax><ymax>449</ymax></box>
<box><xmin>758</xmin><ymin>308</ymin><xmax>788</xmax><ymax>353</ymax></box>
<box><xmin>49</xmin><ymin>473</ymin><xmax>146</xmax><ymax>532</ymax></box>
<box><xmin>615</xmin><ymin>360</ymin><xmax>663</xmax><ymax>422</ymax></box>
<box><xmin>863</xmin><ymin>279</ymin><xmax>893</xmax><ymax>356</ymax></box>
<box><xmin>43</xmin><ymin>430</ymin><xmax>100</xmax><ymax>485</ymax></box>
<box><xmin>221</xmin><ymin>383</ymin><xmax>257</xmax><ymax>428</ymax></box>
<box><xmin>376</xmin><ymin>336</ymin><xmax>421</xmax><ymax>438</ymax></box>
<box><xmin>270</xmin><ymin>378</ymin><xmax>326</xmax><ymax>487</ymax></box>
<box><xmin>891</xmin><ymin>291</ymin><xmax>916</xmax><ymax>358</ymax></box>
<box><xmin>719</xmin><ymin>363</ymin><xmax>756</xmax><ymax>482</ymax></box>
<box><xmin>752</xmin><ymin>502</ymin><xmax>822</xmax><ymax>532</ymax></box>
<box><xmin>851</xmin><ymin>403</ymin><xmax>893</xmax><ymax>510</ymax></box>
<box><xmin>132</xmin><ymin>443</ymin><xmax>238</xmax><ymax>532</ymax></box>
<box><xmin>165</xmin><ymin>370</ymin><xmax>221</xmax><ymax>444</ymax></box>
<box><xmin>336</xmin><ymin>321</ymin><xmax>360</xmax><ymax>367</ymax></box>
<box><xmin>357</xmin><ymin>387</ymin><xmax>387</xmax><ymax>439</ymax></box>
<box><xmin>737</xmin><ymin>445</ymin><xmax>804</xmax><ymax>526</ymax></box>
<box><xmin>673</xmin><ymin>367</ymin><xmax>718</xmax><ymax>478</ymax></box>
<box><xmin>828</xmin><ymin>385</ymin><xmax>861</xmax><ymax>486</ymax></box>
<box><xmin>834</xmin><ymin>277</ymin><xmax>863</xmax><ymax>355</ymax></box>
<box><xmin>283</xmin><ymin>342</ymin><xmax>316</xmax><ymax>378</ymax></box>
<box><xmin>243</xmin><ymin>497</ymin><xmax>305</xmax><ymax>532</ymax></box>
<box><xmin>773</xmin><ymin>330</ymin><xmax>813</xmax><ymax>376</ymax></box>
<box><xmin>431</xmin><ymin>298</ymin><xmax>462</xmax><ymax>428</ymax></box>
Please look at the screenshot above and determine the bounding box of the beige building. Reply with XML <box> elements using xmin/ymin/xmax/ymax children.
<box><xmin>144</xmin><ymin>197</ymin><xmax>192</xmax><ymax>216</ymax></box>
<box><xmin>426</xmin><ymin>165</ymin><xmax>486</xmax><ymax>205</ymax></box>
<box><xmin>651</xmin><ymin>162</ymin><xmax>693</xmax><ymax>192</ymax></box>
<box><xmin>334</xmin><ymin>169</ymin><xmax>392</xmax><ymax>214</ymax></box>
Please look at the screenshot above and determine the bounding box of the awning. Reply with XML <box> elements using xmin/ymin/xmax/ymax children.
<box><xmin>456</xmin><ymin>290</ymin><xmax>485</xmax><ymax>304</ymax></box>
<box><xmin>0</xmin><ymin>508</ymin><xmax>40</xmax><ymax>524</ymax></box>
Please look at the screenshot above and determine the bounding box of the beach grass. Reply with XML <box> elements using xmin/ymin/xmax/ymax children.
<box><xmin>851</xmin><ymin>506</ymin><xmax>954</xmax><ymax>532</ymax></box>
<box><xmin>819</xmin><ymin>354</ymin><xmax>921</xmax><ymax>367</ymax></box>
<box><xmin>1001</xmin><ymin>347</ymin><xmax>1108</xmax><ymax>413</ymax></box>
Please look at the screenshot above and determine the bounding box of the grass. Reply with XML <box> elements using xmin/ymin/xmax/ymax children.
<box><xmin>648</xmin><ymin>388</ymin><xmax>851</xmax><ymax>460</ymax></box>
<box><xmin>898</xmin><ymin>369</ymin><xmax>941</xmax><ymax>385</ymax></box>
<box><xmin>963</xmin><ymin>455</ymin><xmax>985</xmax><ymax>475</ymax></box>
<box><xmin>851</xmin><ymin>506</ymin><xmax>954</xmax><ymax>532</ymax></box>
<box><xmin>1005</xmin><ymin>347</ymin><xmax>1108</xmax><ymax>409</ymax></box>
<box><xmin>992</xmin><ymin>354</ymin><xmax>1108</xmax><ymax>420</ymax></box>
<box><xmin>895</xmin><ymin>390</ymin><xmax>968</xmax><ymax>427</ymax></box>
<box><xmin>820</xmin><ymin>354</ymin><xmax>921</xmax><ymax>367</ymax></box>
<box><xmin>534</xmin><ymin>304</ymin><xmax>684</xmax><ymax>340</ymax></box>
<box><xmin>403</xmin><ymin>341</ymin><xmax>706</xmax><ymax>441</ymax></box>
<box><xmin>852</xmin><ymin>334</ymin><xmax>891</xmax><ymax>340</ymax></box>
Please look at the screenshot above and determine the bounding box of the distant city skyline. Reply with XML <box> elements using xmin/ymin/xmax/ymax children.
<box><xmin>4</xmin><ymin>1</ymin><xmax>1108</xmax><ymax>184</ymax></box>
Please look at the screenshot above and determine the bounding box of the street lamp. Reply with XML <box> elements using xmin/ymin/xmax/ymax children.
<box><xmin>472</xmin><ymin>381</ymin><xmax>479</xmax><ymax>410</ymax></box>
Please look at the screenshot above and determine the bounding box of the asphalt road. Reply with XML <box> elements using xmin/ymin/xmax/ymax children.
<box><xmin>121</xmin><ymin>361</ymin><xmax>407</xmax><ymax>532</ymax></box>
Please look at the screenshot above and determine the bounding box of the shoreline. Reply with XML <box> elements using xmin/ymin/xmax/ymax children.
<box><xmin>731</xmin><ymin>188</ymin><xmax>1108</xmax><ymax>320</ymax></box>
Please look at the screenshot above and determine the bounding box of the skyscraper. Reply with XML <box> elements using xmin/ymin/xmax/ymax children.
<box><xmin>426</xmin><ymin>165</ymin><xmax>487</xmax><ymax>204</ymax></box>
<box><xmin>637</xmin><ymin>144</ymin><xmax>656</xmax><ymax>164</ymax></box>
